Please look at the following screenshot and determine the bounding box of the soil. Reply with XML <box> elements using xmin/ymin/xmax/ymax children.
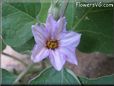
<box><xmin>66</xmin><ymin>50</ymin><xmax>114</xmax><ymax>78</ymax></box>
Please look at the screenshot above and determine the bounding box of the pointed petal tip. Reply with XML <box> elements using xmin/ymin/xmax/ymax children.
<box><xmin>52</xmin><ymin>59</ymin><xmax>65</xmax><ymax>71</ymax></box>
<box><xmin>75</xmin><ymin>32</ymin><xmax>82</xmax><ymax>37</ymax></box>
<box><xmin>72</xmin><ymin>56</ymin><xmax>78</xmax><ymax>65</ymax></box>
<box><xmin>53</xmin><ymin>66</ymin><xmax>63</xmax><ymax>71</ymax></box>
<box><xmin>74</xmin><ymin>61</ymin><xmax>78</xmax><ymax>65</ymax></box>
<box><xmin>32</xmin><ymin>23</ymin><xmax>40</xmax><ymax>28</ymax></box>
<box><xmin>73</xmin><ymin>57</ymin><xmax>78</xmax><ymax>65</ymax></box>
<box><xmin>76</xmin><ymin>33</ymin><xmax>82</xmax><ymax>39</ymax></box>
<box><xmin>31</xmin><ymin>25</ymin><xmax>35</xmax><ymax>29</ymax></box>
<box><xmin>31</xmin><ymin>56</ymin><xmax>38</xmax><ymax>63</ymax></box>
<box><xmin>49</xmin><ymin>50</ymin><xmax>65</xmax><ymax>71</ymax></box>
<box><xmin>58</xmin><ymin>16</ymin><xmax>66</xmax><ymax>22</ymax></box>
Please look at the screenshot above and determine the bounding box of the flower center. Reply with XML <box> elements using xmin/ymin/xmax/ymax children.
<box><xmin>46</xmin><ymin>40</ymin><xmax>58</xmax><ymax>49</ymax></box>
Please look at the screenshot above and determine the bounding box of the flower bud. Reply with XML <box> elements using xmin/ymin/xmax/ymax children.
<box><xmin>48</xmin><ymin>1</ymin><xmax>61</xmax><ymax>20</ymax></box>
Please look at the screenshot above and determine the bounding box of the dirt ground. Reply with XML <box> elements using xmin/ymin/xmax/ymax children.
<box><xmin>1</xmin><ymin>46</ymin><xmax>114</xmax><ymax>78</ymax></box>
<box><xmin>66</xmin><ymin>50</ymin><xmax>114</xmax><ymax>78</ymax></box>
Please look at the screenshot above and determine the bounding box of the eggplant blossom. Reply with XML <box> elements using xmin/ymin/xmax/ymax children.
<box><xmin>31</xmin><ymin>14</ymin><xmax>81</xmax><ymax>71</ymax></box>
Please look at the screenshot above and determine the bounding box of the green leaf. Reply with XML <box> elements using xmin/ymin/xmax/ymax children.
<box><xmin>29</xmin><ymin>67</ymin><xmax>81</xmax><ymax>85</ymax></box>
<box><xmin>9</xmin><ymin>3</ymin><xmax>41</xmax><ymax>18</ymax></box>
<box><xmin>37</xmin><ymin>0</ymin><xmax>50</xmax><ymax>23</ymax></box>
<box><xmin>2</xmin><ymin>2</ymin><xmax>41</xmax><ymax>47</ymax></box>
<box><xmin>73</xmin><ymin>7</ymin><xmax>113</xmax><ymax>53</ymax></box>
<box><xmin>65</xmin><ymin>2</ymin><xmax>75</xmax><ymax>29</ymax></box>
<box><xmin>12</xmin><ymin>37</ymin><xmax>35</xmax><ymax>53</ymax></box>
<box><xmin>1</xmin><ymin>69</ymin><xmax>17</xmax><ymax>84</ymax></box>
<box><xmin>79</xmin><ymin>74</ymin><xmax>114</xmax><ymax>85</ymax></box>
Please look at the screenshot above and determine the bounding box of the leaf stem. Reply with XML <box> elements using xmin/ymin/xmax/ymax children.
<box><xmin>13</xmin><ymin>63</ymin><xmax>34</xmax><ymax>84</ymax></box>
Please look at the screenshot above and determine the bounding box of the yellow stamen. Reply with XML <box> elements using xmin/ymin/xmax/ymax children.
<box><xmin>46</xmin><ymin>40</ymin><xmax>58</xmax><ymax>49</ymax></box>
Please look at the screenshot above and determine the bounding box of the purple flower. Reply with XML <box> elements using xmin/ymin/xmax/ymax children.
<box><xmin>31</xmin><ymin>14</ymin><xmax>81</xmax><ymax>71</ymax></box>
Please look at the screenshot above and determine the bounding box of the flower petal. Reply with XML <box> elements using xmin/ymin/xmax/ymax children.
<box><xmin>32</xmin><ymin>23</ymin><xmax>48</xmax><ymax>45</ymax></box>
<box><xmin>59</xmin><ymin>47</ymin><xmax>78</xmax><ymax>65</ymax></box>
<box><xmin>56</xmin><ymin>17</ymin><xmax>67</xmax><ymax>34</ymax></box>
<box><xmin>31</xmin><ymin>44</ymin><xmax>49</xmax><ymax>63</ymax></box>
<box><xmin>59</xmin><ymin>32</ymin><xmax>81</xmax><ymax>47</ymax></box>
<box><xmin>54</xmin><ymin>17</ymin><xmax>67</xmax><ymax>39</ymax></box>
<box><xmin>46</xmin><ymin>14</ymin><xmax>57</xmax><ymax>39</ymax></box>
<box><xmin>49</xmin><ymin>49</ymin><xmax>66</xmax><ymax>71</ymax></box>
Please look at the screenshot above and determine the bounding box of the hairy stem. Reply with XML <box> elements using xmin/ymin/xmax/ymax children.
<box><xmin>13</xmin><ymin>63</ymin><xmax>34</xmax><ymax>84</ymax></box>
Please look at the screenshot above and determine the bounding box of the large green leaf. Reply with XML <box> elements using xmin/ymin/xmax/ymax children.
<box><xmin>12</xmin><ymin>2</ymin><xmax>50</xmax><ymax>53</ymax></box>
<box><xmin>73</xmin><ymin>7</ymin><xmax>113</xmax><ymax>53</ymax></box>
<box><xmin>2</xmin><ymin>2</ymin><xmax>41</xmax><ymax>47</ymax></box>
<box><xmin>29</xmin><ymin>67</ymin><xmax>81</xmax><ymax>85</ymax></box>
<box><xmin>65</xmin><ymin>2</ymin><xmax>75</xmax><ymax>29</ymax></box>
<box><xmin>9</xmin><ymin>3</ymin><xmax>41</xmax><ymax>18</ymax></box>
<box><xmin>1</xmin><ymin>69</ymin><xmax>17</xmax><ymax>84</ymax></box>
<box><xmin>37</xmin><ymin>0</ymin><xmax>50</xmax><ymax>23</ymax></box>
<box><xmin>79</xmin><ymin>74</ymin><xmax>114</xmax><ymax>85</ymax></box>
<box><xmin>12</xmin><ymin>37</ymin><xmax>35</xmax><ymax>53</ymax></box>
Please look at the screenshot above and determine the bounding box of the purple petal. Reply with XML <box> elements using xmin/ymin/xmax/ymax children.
<box><xmin>32</xmin><ymin>23</ymin><xmax>48</xmax><ymax>45</ymax></box>
<box><xmin>55</xmin><ymin>17</ymin><xmax>67</xmax><ymax>40</ymax></box>
<box><xmin>31</xmin><ymin>44</ymin><xmax>49</xmax><ymax>63</ymax></box>
<box><xmin>46</xmin><ymin>14</ymin><xmax>57</xmax><ymax>30</ymax></box>
<box><xmin>46</xmin><ymin>14</ymin><xmax>57</xmax><ymax>39</ymax></box>
<box><xmin>49</xmin><ymin>49</ymin><xmax>66</xmax><ymax>71</ymax></box>
<box><xmin>59</xmin><ymin>47</ymin><xmax>78</xmax><ymax>65</ymax></box>
<box><xmin>59</xmin><ymin>32</ymin><xmax>81</xmax><ymax>47</ymax></box>
<box><xmin>56</xmin><ymin>17</ymin><xmax>67</xmax><ymax>34</ymax></box>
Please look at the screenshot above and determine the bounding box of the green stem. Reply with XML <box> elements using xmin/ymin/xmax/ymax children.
<box><xmin>13</xmin><ymin>63</ymin><xmax>34</xmax><ymax>84</ymax></box>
